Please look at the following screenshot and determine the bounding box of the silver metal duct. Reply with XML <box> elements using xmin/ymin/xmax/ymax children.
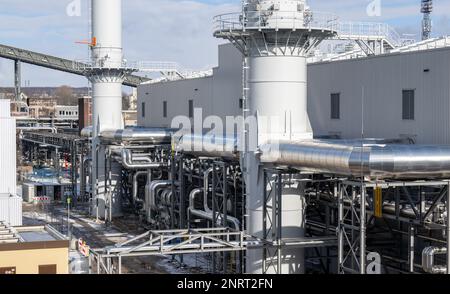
<box><xmin>260</xmin><ymin>140</ymin><xmax>450</xmax><ymax>179</ymax></box>
<box><xmin>174</xmin><ymin>134</ymin><xmax>239</xmax><ymax>160</ymax></box>
<box><xmin>132</xmin><ymin>171</ymin><xmax>148</xmax><ymax>204</ymax></box>
<box><xmin>121</xmin><ymin>149</ymin><xmax>167</xmax><ymax>170</ymax></box>
<box><xmin>188</xmin><ymin>188</ymin><xmax>240</xmax><ymax>230</ymax></box>
<box><xmin>145</xmin><ymin>180</ymin><xmax>172</xmax><ymax>222</ymax></box>
<box><xmin>80</xmin><ymin>126</ymin><xmax>92</xmax><ymax>138</ymax></box>
<box><xmin>18</xmin><ymin>127</ymin><xmax>58</xmax><ymax>133</ymax></box>
<box><xmin>100</xmin><ymin>127</ymin><xmax>173</xmax><ymax>144</ymax></box>
<box><xmin>422</xmin><ymin>246</ymin><xmax>447</xmax><ymax>274</ymax></box>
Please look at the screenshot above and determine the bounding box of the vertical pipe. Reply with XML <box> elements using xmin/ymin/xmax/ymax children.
<box><xmin>97</xmin><ymin>255</ymin><xmax>100</xmax><ymax>274</ymax></box>
<box><xmin>337</xmin><ymin>183</ymin><xmax>344</xmax><ymax>274</ymax></box>
<box><xmin>277</xmin><ymin>172</ymin><xmax>282</xmax><ymax>274</ymax></box>
<box><xmin>262</xmin><ymin>170</ymin><xmax>267</xmax><ymax>274</ymax></box>
<box><xmin>90</xmin><ymin>0</ymin><xmax>124</xmax><ymax>219</ymax></box>
<box><xmin>223</xmin><ymin>164</ymin><xmax>228</xmax><ymax>274</ymax></box>
<box><xmin>14</xmin><ymin>60</ymin><xmax>21</xmax><ymax>101</ymax></box>
<box><xmin>212</xmin><ymin>163</ymin><xmax>216</xmax><ymax>274</ymax></box>
<box><xmin>447</xmin><ymin>182</ymin><xmax>450</xmax><ymax>274</ymax></box>
<box><xmin>409</xmin><ymin>225</ymin><xmax>415</xmax><ymax>273</ymax></box>
<box><xmin>88</xmin><ymin>254</ymin><xmax>92</xmax><ymax>274</ymax></box>
<box><xmin>360</xmin><ymin>186</ymin><xmax>366</xmax><ymax>274</ymax></box>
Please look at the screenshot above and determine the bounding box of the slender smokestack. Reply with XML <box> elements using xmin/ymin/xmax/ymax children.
<box><xmin>88</xmin><ymin>0</ymin><xmax>128</xmax><ymax>220</ymax></box>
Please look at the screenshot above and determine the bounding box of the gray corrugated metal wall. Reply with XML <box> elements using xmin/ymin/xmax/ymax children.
<box><xmin>308</xmin><ymin>47</ymin><xmax>450</xmax><ymax>144</ymax></box>
<box><xmin>0</xmin><ymin>196</ymin><xmax>23</xmax><ymax>226</ymax></box>
<box><xmin>137</xmin><ymin>44</ymin><xmax>450</xmax><ymax>145</ymax></box>
<box><xmin>137</xmin><ymin>44</ymin><xmax>242</xmax><ymax>133</ymax></box>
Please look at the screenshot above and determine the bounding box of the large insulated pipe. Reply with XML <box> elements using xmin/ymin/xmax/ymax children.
<box><xmin>18</xmin><ymin>127</ymin><xmax>57</xmax><ymax>133</ymax></box>
<box><xmin>174</xmin><ymin>134</ymin><xmax>239</xmax><ymax>160</ymax></box>
<box><xmin>188</xmin><ymin>188</ymin><xmax>241</xmax><ymax>231</ymax></box>
<box><xmin>89</xmin><ymin>0</ymin><xmax>125</xmax><ymax>218</ymax></box>
<box><xmin>145</xmin><ymin>180</ymin><xmax>172</xmax><ymax>222</ymax></box>
<box><xmin>422</xmin><ymin>247</ymin><xmax>447</xmax><ymax>274</ymax></box>
<box><xmin>100</xmin><ymin>128</ymin><xmax>173</xmax><ymax>143</ymax></box>
<box><xmin>132</xmin><ymin>171</ymin><xmax>148</xmax><ymax>204</ymax></box>
<box><xmin>121</xmin><ymin>149</ymin><xmax>167</xmax><ymax>170</ymax></box>
<box><xmin>260</xmin><ymin>140</ymin><xmax>450</xmax><ymax>179</ymax></box>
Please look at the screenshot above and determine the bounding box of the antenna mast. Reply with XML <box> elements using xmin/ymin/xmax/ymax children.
<box><xmin>421</xmin><ymin>0</ymin><xmax>433</xmax><ymax>40</ymax></box>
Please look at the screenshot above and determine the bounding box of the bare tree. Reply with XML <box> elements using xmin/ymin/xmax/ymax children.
<box><xmin>55</xmin><ymin>86</ymin><xmax>77</xmax><ymax>105</ymax></box>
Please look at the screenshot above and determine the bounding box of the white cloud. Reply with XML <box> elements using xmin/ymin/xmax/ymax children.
<box><xmin>0</xmin><ymin>0</ymin><xmax>448</xmax><ymax>87</ymax></box>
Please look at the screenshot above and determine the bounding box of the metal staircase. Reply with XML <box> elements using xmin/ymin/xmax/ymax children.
<box><xmin>336</xmin><ymin>21</ymin><xmax>402</xmax><ymax>55</ymax></box>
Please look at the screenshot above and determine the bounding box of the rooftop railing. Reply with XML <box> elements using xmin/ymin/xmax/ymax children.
<box><xmin>214</xmin><ymin>10</ymin><xmax>339</xmax><ymax>33</ymax></box>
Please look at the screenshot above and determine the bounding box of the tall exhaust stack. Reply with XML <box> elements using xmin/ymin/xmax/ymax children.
<box><xmin>215</xmin><ymin>0</ymin><xmax>337</xmax><ymax>273</ymax></box>
<box><xmin>87</xmin><ymin>0</ymin><xmax>131</xmax><ymax>220</ymax></box>
<box><xmin>421</xmin><ymin>0</ymin><xmax>433</xmax><ymax>40</ymax></box>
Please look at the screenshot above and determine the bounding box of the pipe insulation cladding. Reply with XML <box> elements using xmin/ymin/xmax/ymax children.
<box><xmin>260</xmin><ymin>140</ymin><xmax>450</xmax><ymax>180</ymax></box>
<box><xmin>214</xmin><ymin>0</ymin><xmax>337</xmax><ymax>274</ymax></box>
<box><xmin>89</xmin><ymin>0</ymin><xmax>127</xmax><ymax>219</ymax></box>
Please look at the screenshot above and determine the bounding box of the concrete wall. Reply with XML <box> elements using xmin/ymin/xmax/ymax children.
<box><xmin>137</xmin><ymin>44</ymin><xmax>450</xmax><ymax>145</ymax></box>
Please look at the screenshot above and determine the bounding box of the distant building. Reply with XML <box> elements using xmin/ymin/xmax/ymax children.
<box><xmin>123</xmin><ymin>110</ymin><xmax>137</xmax><ymax>127</ymax></box>
<box><xmin>55</xmin><ymin>105</ymin><xmax>79</xmax><ymax>120</ymax></box>
<box><xmin>78</xmin><ymin>97</ymin><xmax>92</xmax><ymax>132</ymax></box>
<box><xmin>27</xmin><ymin>97</ymin><xmax>57</xmax><ymax>119</ymax></box>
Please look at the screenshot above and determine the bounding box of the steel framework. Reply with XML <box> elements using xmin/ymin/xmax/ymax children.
<box><xmin>336</xmin><ymin>180</ymin><xmax>450</xmax><ymax>274</ymax></box>
<box><xmin>88</xmin><ymin>228</ymin><xmax>247</xmax><ymax>274</ymax></box>
<box><xmin>0</xmin><ymin>43</ymin><xmax>149</xmax><ymax>87</ymax></box>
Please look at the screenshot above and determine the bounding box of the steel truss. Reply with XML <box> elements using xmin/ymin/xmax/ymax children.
<box><xmin>88</xmin><ymin>228</ymin><xmax>246</xmax><ymax>274</ymax></box>
<box><xmin>261</xmin><ymin>169</ymin><xmax>338</xmax><ymax>274</ymax></box>
<box><xmin>337</xmin><ymin>179</ymin><xmax>450</xmax><ymax>274</ymax></box>
<box><xmin>0</xmin><ymin>43</ymin><xmax>149</xmax><ymax>87</ymax></box>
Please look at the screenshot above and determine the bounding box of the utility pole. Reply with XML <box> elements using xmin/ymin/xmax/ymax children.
<box><xmin>67</xmin><ymin>196</ymin><xmax>72</xmax><ymax>240</ymax></box>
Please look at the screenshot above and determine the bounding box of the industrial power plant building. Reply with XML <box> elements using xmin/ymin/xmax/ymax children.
<box><xmin>4</xmin><ymin>0</ymin><xmax>450</xmax><ymax>279</ymax></box>
<box><xmin>139</xmin><ymin>42</ymin><xmax>450</xmax><ymax>145</ymax></box>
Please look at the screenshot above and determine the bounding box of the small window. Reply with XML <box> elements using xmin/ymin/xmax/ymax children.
<box><xmin>188</xmin><ymin>100</ymin><xmax>194</xmax><ymax>118</ymax></box>
<box><xmin>239</xmin><ymin>98</ymin><xmax>244</xmax><ymax>109</ymax></box>
<box><xmin>0</xmin><ymin>267</ymin><xmax>16</xmax><ymax>274</ymax></box>
<box><xmin>402</xmin><ymin>90</ymin><xmax>415</xmax><ymax>120</ymax></box>
<box><xmin>38</xmin><ymin>264</ymin><xmax>57</xmax><ymax>275</ymax></box>
<box><xmin>142</xmin><ymin>102</ymin><xmax>146</xmax><ymax>118</ymax></box>
<box><xmin>331</xmin><ymin>93</ymin><xmax>340</xmax><ymax>119</ymax></box>
<box><xmin>163</xmin><ymin>101</ymin><xmax>167</xmax><ymax>118</ymax></box>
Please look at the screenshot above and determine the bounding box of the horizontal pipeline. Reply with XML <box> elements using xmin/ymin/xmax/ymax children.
<box><xmin>260</xmin><ymin>140</ymin><xmax>450</xmax><ymax>180</ymax></box>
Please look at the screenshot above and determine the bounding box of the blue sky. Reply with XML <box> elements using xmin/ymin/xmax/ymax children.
<box><xmin>0</xmin><ymin>0</ymin><xmax>449</xmax><ymax>88</ymax></box>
